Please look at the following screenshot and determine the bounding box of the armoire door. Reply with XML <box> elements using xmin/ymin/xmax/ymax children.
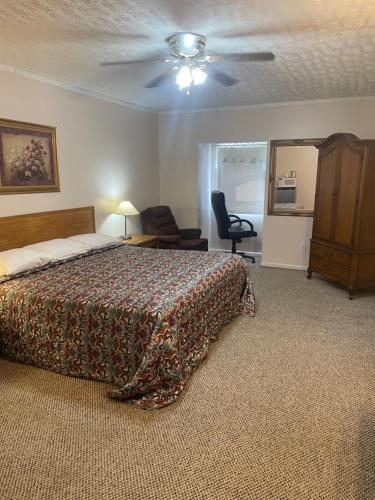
<box><xmin>333</xmin><ymin>144</ymin><xmax>363</xmax><ymax>247</ymax></box>
<box><xmin>313</xmin><ymin>147</ymin><xmax>339</xmax><ymax>241</ymax></box>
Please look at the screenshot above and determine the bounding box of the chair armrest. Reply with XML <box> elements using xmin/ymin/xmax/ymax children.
<box><xmin>158</xmin><ymin>234</ymin><xmax>182</xmax><ymax>244</ymax></box>
<box><xmin>228</xmin><ymin>219</ymin><xmax>254</xmax><ymax>231</ymax></box>
<box><xmin>179</xmin><ymin>228</ymin><xmax>202</xmax><ymax>240</ymax></box>
<box><xmin>229</xmin><ymin>214</ymin><xmax>241</xmax><ymax>221</ymax></box>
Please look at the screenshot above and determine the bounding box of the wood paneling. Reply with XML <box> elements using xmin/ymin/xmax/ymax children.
<box><xmin>357</xmin><ymin>254</ymin><xmax>375</xmax><ymax>286</ymax></box>
<box><xmin>310</xmin><ymin>241</ymin><xmax>351</xmax><ymax>266</ymax></box>
<box><xmin>309</xmin><ymin>255</ymin><xmax>349</xmax><ymax>284</ymax></box>
<box><xmin>308</xmin><ymin>134</ymin><xmax>375</xmax><ymax>298</ymax></box>
<box><xmin>0</xmin><ymin>206</ymin><xmax>95</xmax><ymax>252</ymax></box>
<box><xmin>357</xmin><ymin>145</ymin><xmax>375</xmax><ymax>251</ymax></box>
<box><xmin>333</xmin><ymin>145</ymin><xmax>362</xmax><ymax>247</ymax></box>
<box><xmin>312</xmin><ymin>148</ymin><xmax>338</xmax><ymax>241</ymax></box>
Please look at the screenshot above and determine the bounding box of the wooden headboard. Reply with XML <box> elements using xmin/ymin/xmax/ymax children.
<box><xmin>0</xmin><ymin>206</ymin><xmax>95</xmax><ymax>252</ymax></box>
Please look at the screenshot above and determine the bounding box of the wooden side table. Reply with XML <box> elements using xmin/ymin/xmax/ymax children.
<box><xmin>119</xmin><ymin>234</ymin><xmax>159</xmax><ymax>248</ymax></box>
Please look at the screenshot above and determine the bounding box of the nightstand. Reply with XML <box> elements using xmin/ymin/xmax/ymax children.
<box><xmin>119</xmin><ymin>234</ymin><xmax>159</xmax><ymax>248</ymax></box>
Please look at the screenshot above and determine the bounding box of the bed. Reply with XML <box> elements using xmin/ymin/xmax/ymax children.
<box><xmin>0</xmin><ymin>207</ymin><xmax>255</xmax><ymax>409</ymax></box>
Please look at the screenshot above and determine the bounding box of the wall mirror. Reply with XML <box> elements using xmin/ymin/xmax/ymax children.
<box><xmin>268</xmin><ymin>138</ymin><xmax>323</xmax><ymax>216</ymax></box>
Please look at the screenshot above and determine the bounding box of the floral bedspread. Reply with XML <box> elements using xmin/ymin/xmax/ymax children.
<box><xmin>0</xmin><ymin>245</ymin><xmax>255</xmax><ymax>409</ymax></box>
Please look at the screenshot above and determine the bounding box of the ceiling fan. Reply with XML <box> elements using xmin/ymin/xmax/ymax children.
<box><xmin>101</xmin><ymin>32</ymin><xmax>275</xmax><ymax>94</ymax></box>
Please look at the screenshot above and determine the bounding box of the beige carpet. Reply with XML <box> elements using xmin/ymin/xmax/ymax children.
<box><xmin>0</xmin><ymin>267</ymin><xmax>374</xmax><ymax>500</ymax></box>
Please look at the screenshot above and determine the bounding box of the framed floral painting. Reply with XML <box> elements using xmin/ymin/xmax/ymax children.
<box><xmin>0</xmin><ymin>118</ymin><xmax>60</xmax><ymax>194</ymax></box>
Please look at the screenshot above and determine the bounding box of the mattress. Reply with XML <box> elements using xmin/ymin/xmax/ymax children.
<box><xmin>0</xmin><ymin>245</ymin><xmax>255</xmax><ymax>409</ymax></box>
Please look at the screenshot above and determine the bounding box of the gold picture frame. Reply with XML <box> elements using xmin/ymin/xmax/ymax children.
<box><xmin>0</xmin><ymin>118</ymin><xmax>60</xmax><ymax>195</ymax></box>
<box><xmin>267</xmin><ymin>138</ymin><xmax>323</xmax><ymax>217</ymax></box>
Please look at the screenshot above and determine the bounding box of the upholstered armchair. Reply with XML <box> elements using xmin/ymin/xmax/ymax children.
<box><xmin>140</xmin><ymin>206</ymin><xmax>208</xmax><ymax>251</ymax></box>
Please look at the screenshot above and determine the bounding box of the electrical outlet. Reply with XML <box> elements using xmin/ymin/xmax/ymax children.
<box><xmin>300</xmin><ymin>243</ymin><xmax>306</xmax><ymax>254</ymax></box>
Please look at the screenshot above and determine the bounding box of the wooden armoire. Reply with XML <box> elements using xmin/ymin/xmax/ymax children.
<box><xmin>308</xmin><ymin>133</ymin><xmax>375</xmax><ymax>298</ymax></box>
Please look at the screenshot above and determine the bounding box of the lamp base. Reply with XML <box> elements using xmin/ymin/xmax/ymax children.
<box><xmin>121</xmin><ymin>235</ymin><xmax>132</xmax><ymax>240</ymax></box>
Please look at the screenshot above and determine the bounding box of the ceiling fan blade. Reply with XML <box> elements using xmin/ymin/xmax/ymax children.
<box><xmin>57</xmin><ymin>29</ymin><xmax>150</xmax><ymax>42</ymax></box>
<box><xmin>101</xmin><ymin>58</ymin><xmax>171</xmax><ymax>67</ymax></box>
<box><xmin>144</xmin><ymin>69</ymin><xmax>177</xmax><ymax>88</ymax></box>
<box><xmin>209</xmin><ymin>52</ymin><xmax>275</xmax><ymax>63</ymax></box>
<box><xmin>16</xmin><ymin>24</ymin><xmax>151</xmax><ymax>43</ymax></box>
<box><xmin>216</xmin><ymin>30</ymin><xmax>268</xmax><ymax>39</ymax></box>
<box><xmin>206</xmin><ymin>67</ymin><xmax>238</xmax><ymax>86</ymax></box>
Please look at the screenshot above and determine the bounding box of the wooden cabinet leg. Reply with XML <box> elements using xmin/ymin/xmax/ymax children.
<box><xmin>307</xmin><ymin>269</ymin><xmax>312</xmax><ymax>279</ymax></box>
<box><xmin>348</xmin><ymin>286</ymin><xmax>355</xmax><ymax>300</ymax></box>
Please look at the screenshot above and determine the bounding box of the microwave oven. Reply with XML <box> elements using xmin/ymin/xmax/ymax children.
<box><xmin>277</xmin><ymin>177</ymin><xmax>297</xmax><ymax>188</ymax></box>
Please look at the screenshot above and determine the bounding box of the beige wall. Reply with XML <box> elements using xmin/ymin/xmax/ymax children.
<box><xmin>3</xmin><ymin>70</ymin><xmax>375</xmax><ymax>270</ymax></box>
<box><xmin>0</xmin><ymin>71</ymin><xmax>159</xmax><ymax>236</ymax></box>
<box><xmin>158</xmin><ymin>98</ymin><xmax>375</xmax><ymax>269</ymax></box>
<box><xmin>275</xmin><ymin>146</ymin><xmax>318</xmax><ymax>210</ymax></box>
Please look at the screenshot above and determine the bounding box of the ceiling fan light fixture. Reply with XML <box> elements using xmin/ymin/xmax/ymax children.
<box><xmin>101</xmin><ymin>31</ymin><xmax>275</xmax><ymax>92</ymax></box>
<box><xmin>183</xmin><ymin>33</ymin><xmax>195</xmax><ymax>49</ymax></box>
<box><xmin>167</xmin><ymin>32</ymin><xmax>207</xmax><ymax>58</ymax></box>
<box><xmin>192</xmin><ymin>67</ymin><xmax>207</xmax><ymax>85</ymax></box>
<box><xmin>176</xmin><ymin>66</ymin><xmax>207</xmax><ymax>91</ymax></box>
<box><xmin>176</xmin><ymin>66</ymin><xmax>193</xmax><ymax>89</ymax></box>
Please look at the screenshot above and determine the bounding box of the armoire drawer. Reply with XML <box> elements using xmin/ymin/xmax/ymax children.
<box><xmin>310</xmin><ymin>255</ymin><xmax>349</xmax><ymax>282</ymax></box>
<box><xmin>310</xmin><ymin>242</ymin><xmax>351</xmax><ymax>266</ymax></box>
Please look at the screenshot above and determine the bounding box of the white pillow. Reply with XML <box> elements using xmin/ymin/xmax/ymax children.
<box><xmin>0</xmin><ymin>248</ymin><xmax>51</xmax><ymax>277</ymax></box>
<box><xmin>24</xmin><ymin>238</ymin><xmax>87</xmax><ymax>262</ymax></box>
<box><xmin>68</xmin><ymin>233</ymin><xmax>118</xmax><ymax>251</ymax></box>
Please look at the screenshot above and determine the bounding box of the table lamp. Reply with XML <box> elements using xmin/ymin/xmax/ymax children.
<box><xmin>114</xmin><ymin>201</ymin><xmax>139</xmax><ymax>240</ymax></box>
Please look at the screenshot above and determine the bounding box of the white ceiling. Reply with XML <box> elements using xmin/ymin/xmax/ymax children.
<box><xmin>1</xmin><ymin>0</ymin><xmax>375</xmax><ymax>111</ymax></box>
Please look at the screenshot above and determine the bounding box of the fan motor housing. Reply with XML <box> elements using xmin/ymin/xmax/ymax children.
<box><xmin>167</xmin><ymin>32</ymin><xmax>206</xmax><ymax>58</ymax></box>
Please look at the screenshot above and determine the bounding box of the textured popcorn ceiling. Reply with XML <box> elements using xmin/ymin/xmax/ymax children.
<box><xmin>0</xmin><ymin>0</ymin><xmax>375</xmax><ymax>111</ymax></box>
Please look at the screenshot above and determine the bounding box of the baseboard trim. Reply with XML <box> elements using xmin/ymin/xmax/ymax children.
<box><xmin>261</xmin><ymin>261</ymin><xmax>308</xmax><ymax>271</ymax></box>
<box><xmin>210</xmin><ymin>248</ymin><xmax>261</xmax><ymax>257</ymax></box>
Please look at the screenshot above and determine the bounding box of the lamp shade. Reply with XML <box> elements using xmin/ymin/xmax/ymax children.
<box><xmin>114</xmin><ymin>201</ymin><xmax>139</xmax><ymax>216</ymax></box>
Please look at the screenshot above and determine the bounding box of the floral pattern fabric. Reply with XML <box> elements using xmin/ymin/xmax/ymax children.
<box><xmin>0</xmin><ymin>245</ymin><xmax>255</xmax><ymax>409</ymax></box>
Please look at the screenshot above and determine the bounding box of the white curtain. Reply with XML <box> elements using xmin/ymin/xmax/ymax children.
<box><xmin>217</xmin><ymin>144</ymin><xmax>267</xmax><ymax>215</ymax></box>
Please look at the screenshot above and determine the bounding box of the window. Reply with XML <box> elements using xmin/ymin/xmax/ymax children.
<box><xmin>217</xmin><ymin>142</ymin><xmax>268</xmax><ymax>215</ymax></box>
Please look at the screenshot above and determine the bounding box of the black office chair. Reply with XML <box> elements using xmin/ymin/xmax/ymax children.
<box><xmin>211</xmin><ymin>190</ymin><xmax>257</xmax><ymax>263</ymax></box>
